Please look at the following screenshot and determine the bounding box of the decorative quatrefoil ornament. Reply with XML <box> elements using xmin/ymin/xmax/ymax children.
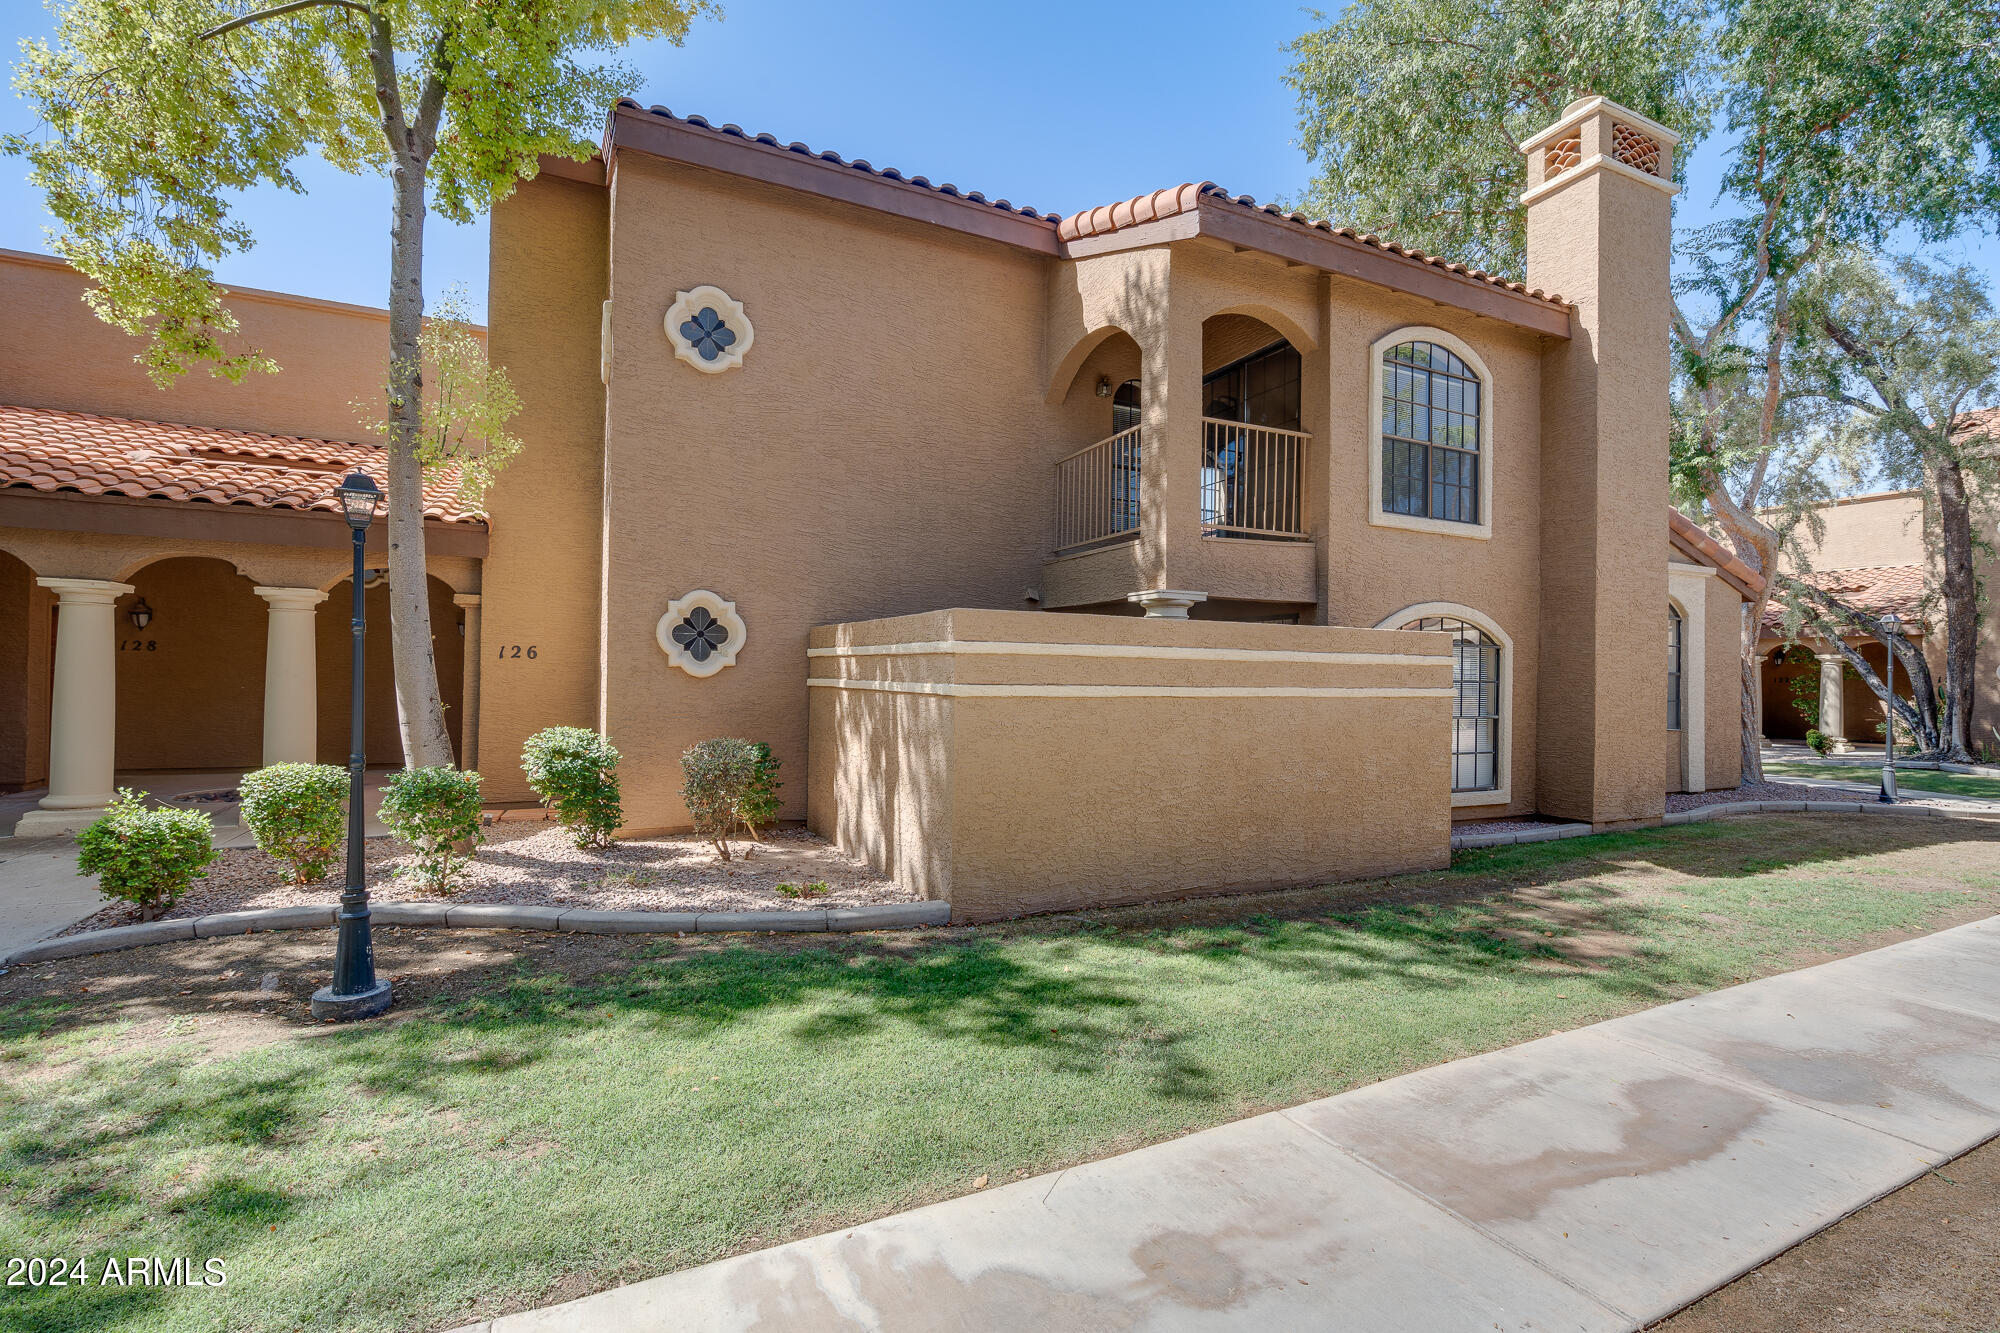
<box><xmin>664</xmin><ymin>286</ymin><xmax>753</xmax><ymax>374</ymax></box>
<box><xmin>656</xmin><ymin>590</ymin><xmax>746</xmax><ymax>678</ymax></box>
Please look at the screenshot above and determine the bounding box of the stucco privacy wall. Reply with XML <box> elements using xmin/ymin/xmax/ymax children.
<box><xmin>807</xmin><ymin>609</ymin><xmax>1455</xmax><ymax>921</ymax></box>
<box><xmin>0</xmin><ymin>249</ymin><xmax>404</xmax><ymax>445</ymax></box>
<box><xmin>596</xmin><ymin>155</ymin><xmax>1107</xmax><ymax>830</ymax></box>
<box><xmin>479</xmin><ymin>170</ymin><xmax>609</xmax><ymax>801</ymax></box>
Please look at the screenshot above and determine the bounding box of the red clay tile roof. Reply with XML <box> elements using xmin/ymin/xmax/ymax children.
<box><xmin>1667</xmin><ymin>507</ymin><xmax>1764</xmax><ymax>599</ymax></box>
<box><xmin>611</xmin><ymin>104</ymin><xmax>1559</xmax><ymax>311</ymax></box>
<box><xmin>1761</xmin><ymin>564</ymin><xmax>1928</xmax><ymax>633</ymax></box>
<box><xmin>614</xmin><ymin>102</ymin><xmax>1065</xmax><ymax>222</ymax></box>
<box><xmin>0</xmin><ymin>404</ymin><xmax>481</xmax><ymax>524</ymax></box>
<box><xmin>1057</xmin><ymin>183</ymin><xmax>1566</xmax><ymax>305</ymax></box>
<box><xmin>1952</xmin><ymin>405</ymin><xmax>2000</xmax><ymax>452</ymax></box>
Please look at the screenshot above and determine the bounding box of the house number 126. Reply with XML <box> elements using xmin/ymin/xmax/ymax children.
<box><xmin>497</xmin><ymin>645</ymin><xmax>538</xmax><ymax>659</ymax></box>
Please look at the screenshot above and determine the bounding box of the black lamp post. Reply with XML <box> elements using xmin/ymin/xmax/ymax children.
<box><xmin>312</xmin><ymin>471</ymin><xmax>393</xmax><ymax>1021</ymax></box>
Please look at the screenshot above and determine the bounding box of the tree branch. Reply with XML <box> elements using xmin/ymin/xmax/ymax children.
<box><xmin>198</xmin><ymin>0</ymin><xmax>370</xmax><ymax>41</ymax></box>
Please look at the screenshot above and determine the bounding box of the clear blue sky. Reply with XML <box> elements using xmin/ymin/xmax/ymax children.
<box><xmin>1</xmin><ymin>0</ymin><xmax>1993</xmax><ymax>322</ymax></box>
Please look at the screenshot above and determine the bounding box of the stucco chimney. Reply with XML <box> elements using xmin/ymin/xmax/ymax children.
<box><xmin>1521</xmin><ymin>97</ymin><xmax>1679</xmax><ymax>826</ymax></box>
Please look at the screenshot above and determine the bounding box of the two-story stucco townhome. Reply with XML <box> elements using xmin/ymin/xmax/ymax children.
<box><xmin>0</xmin><ymin>96</ymin><xmax>1758</xmax><ymax>920</ymax></box>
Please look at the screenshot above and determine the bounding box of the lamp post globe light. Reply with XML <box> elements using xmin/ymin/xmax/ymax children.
<box><xmin>312</xmin><ymin>471</ymin><xmax>393</xmax><ymax>1021</ymax></box>
<box><xmin>1879</xmin><ymin>613</ymin><xmax>1901</xmax><ymax>805</ymax></box>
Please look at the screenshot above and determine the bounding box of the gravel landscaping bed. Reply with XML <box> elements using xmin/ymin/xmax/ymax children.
<box><xmin>61</xmin><ymin>821</ymin><xmax>911</xmax><ymax>935</ymax></box>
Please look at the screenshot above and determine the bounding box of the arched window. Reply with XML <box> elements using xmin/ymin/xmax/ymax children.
<box><xmin>1667</xmin><ymin>604</ymin><xmax>1685</xmax><ymax>731</ymax></box>
<box><xmin>1400</xmin><ymin>614</ymin><xmax>1502</xmax><ymax>793</ymax></box>
<box><xmin>1382</xmin><ymin>340</ymin><xmax>1481</xmax><ymax>524</ymax></box>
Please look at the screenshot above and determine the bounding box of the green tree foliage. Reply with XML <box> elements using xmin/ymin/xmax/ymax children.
<box><xmin>7</xmin><ymin>0</ymin><xmax>715</xmax><ymax>769</ymax></box>
<box><xmin>1286</xmin><ymin>0</ymin><xmax>1715</xmax><ymax>277</ymax></box>
<box><xmin>1786</xmin><ymin>252</ymin><xmax>2000</xmax><ymax>759</ymax></box>
<box><xmin>1288</xmin><ymin>0</ymin><xmax>2000</xmax><ymax>780</ymax></box>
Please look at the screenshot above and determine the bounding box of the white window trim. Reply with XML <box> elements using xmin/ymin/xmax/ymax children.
<box><xmin>1376</xmin><ymin>601</ymin><xmax>1513</xmax><ymax>808</ymax></box>
<box><xmin>1368</xmin><ymin>326</ymin><xmax>1495</xmax><ymax>541</ymax></box>
<box><xmin>1668</xmin><ymin>566</ymin><xmax>1710</xmax><ymax>791</ymax></box>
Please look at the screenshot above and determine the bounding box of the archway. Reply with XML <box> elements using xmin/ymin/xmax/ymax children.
<box><xmin>314</xmin><ymin>573</ymin><xmax>465</xmax><ymax>767</ymax></box>
<box><xmin>113</xmin><ymin>556</ymin><xmax>270</xmax><ymax>773</ymax></box>
<box><xmin>0</xmin><ymin>548</ymin><xmax>50</xmax><ymax>792</ymax></box>
<box><xmin>1201</xmin><ymin>313</ymin><xmax>1305</xmax><ymax>540</ymax></box>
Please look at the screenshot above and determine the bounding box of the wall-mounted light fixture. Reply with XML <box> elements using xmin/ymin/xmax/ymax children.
<box><xmin>1095</xmin><ymin>375</ymin><xmax>1112</xmax><ymax>398</ymax></box>
<box><xmin>127</xmin><ymin>598</ymin><xmax>153</xmax><ymax>630</ymax></box>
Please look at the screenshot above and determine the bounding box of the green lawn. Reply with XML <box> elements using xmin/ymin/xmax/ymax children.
<box><xmin>1762</xmin><ymin>757</ymin><xmax>2000</xmax><ymax>801</ymax></box>
<box><xmin>4</xmin><ymin>815</ymin><xmax>1998</xmax><ymax>1333</ymax></box>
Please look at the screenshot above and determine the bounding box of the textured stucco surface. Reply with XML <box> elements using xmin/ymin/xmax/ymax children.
<box><xmin>1526</xmin><ymin>108</ymin><xmax>1674</xmax><ymax>826</ymax></box>
<box><xmin>0</xmin><ymin>249</ymin><xmax>406</xmax><ymax>445</ymax></box>
<box><xmin>479</xmin><ymin>173</ymin><xmax>609</xmax><ymax>802</ymax></box>
<box><xmin>808</xmin><ymin>609</ymin><xmax>1453</xmax><ymax>920</ymax></box>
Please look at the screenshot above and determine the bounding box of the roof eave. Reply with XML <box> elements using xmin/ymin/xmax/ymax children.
<box><xmin>605</xmin><ymin>104</ymin><xmax>1062</xmax><ymax>256</ymax></box>
<box><xmin>1056</xmin><ymin>199</ymin><xmax>1573</xmax><ymax>339</ymax></box>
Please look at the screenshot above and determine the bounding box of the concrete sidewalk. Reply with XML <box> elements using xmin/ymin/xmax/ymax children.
<box><xmin>461</xmin><ymin>916</ymin><xmax>2000</xmax><ymax>1333</ymax></box>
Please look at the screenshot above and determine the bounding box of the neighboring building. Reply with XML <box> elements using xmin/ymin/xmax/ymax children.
<box><xmin>1757</xmin><ymin>460</ymin><xmax>2000</xmax><ymax>753</ymax></box>
<box><xmin>0</xmin><ymin>97</ymin><xmax>1758</xmax><ymax>916</ymax></box>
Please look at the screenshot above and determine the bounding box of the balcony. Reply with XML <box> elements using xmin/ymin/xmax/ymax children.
<box><xmin>1053</xmin><ymin>425</ymin><xmax>1142</xmax><ymax>556</ymax></box>
<box><xmin>1199</xmin><ymin>418</ymin><xmax>1308</xmax><ymax>540</ymax></box>
<box><xmin>1044</xmin><ymin>418</ymin><xmax>1314</xmax><ymax>613</ymax></box>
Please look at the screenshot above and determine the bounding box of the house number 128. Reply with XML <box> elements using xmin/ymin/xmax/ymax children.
<box><xmin>497</xmin><ymin>645</ymin><xmax>538</xmax><ymax>659</ymax></box>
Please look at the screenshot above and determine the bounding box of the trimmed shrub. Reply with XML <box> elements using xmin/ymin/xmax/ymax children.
<box><xmin>680</xmin><ymin>737</ymin><xmax>759</xmax><ymax>861</ymax></box>
<box><xmin>75</xmin><ymin>789</ymin><xmax>218</xmax><ymax>915</ymax></box>
<box><xmin>521</xmin><ymin>726</ymin><xmax>622</xmax><ymax>849</ymax></box>
<box><xmin>240</xmin><ymin>763</ymin><xmax>349</xmax><ymax>885</ymax></box>
<box><xmin>739</xmin><ymin>741</ymin><xmax>783</xmax><ymax>840</ymax></box>
<box><xmin>380</xmin><ymin>767</ymin><xmax>484</xmax><ymax>893</ymax></box>
<box><xmin>1805</xmin><ymin>728</ymin><xmax>1831</xmax><ymax>756</ymax></box>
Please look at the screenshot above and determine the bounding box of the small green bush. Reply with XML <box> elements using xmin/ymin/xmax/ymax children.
<box><xmin>380</xmin><ymin>767</ymin><xmax>484</xmax><ymax>893</ymax></box>
<box><xmin>680</xmin><ymin>737</ymin><xmax>759</xmax><ymax>861</ymax></box>
<box><xmin>240</xmin><ymin>763</ymin><xmax>348</xmax><ymax>885</ymax></box>
<box><xmin>740</xmin><ymin>742</ymin><xmax>783</xmax><ymax>840</ymax></box>
<box><xmin>1805</xmin><ymin>728</ymin><xmax>1831</xmax><ymax>756</ymax></box>
<box><xmin>75</xmin><ymin>790</ymin><xmax>218</xmax><ymax>914</ymax></box>
<box><xmin>521</xmin><ymin>726</ymin><xmax>623</xmax><ymax>849</ymax></box>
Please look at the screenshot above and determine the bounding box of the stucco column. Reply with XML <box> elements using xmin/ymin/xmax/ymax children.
<box><xmin>1522</xmin><ymin>97</ymin><xmax>1678</xmax><ymax>826</ymax></box>
<box><xmin>15</xmin><ymin>577</ymin><xmax>132</xmax><ymax>837</ymax></box>
<box><xmin>1816</xmin><ymin>652</ymin><xmax>1852</xmax><ymax>752</ymax></box>
<box><xmin>254</xmin><ymin>587</ymin><xmax>328</xmax><ymax>766</ymax></box>
<box><xmin>453</xmin><ymin>593</ymin><xmax>482</xmax><ymax>771</ymax></box>
<box><xmin>1132</xmin><ymin>250</ymin><xmax>1203</xmax><ymax>597</ymax></box>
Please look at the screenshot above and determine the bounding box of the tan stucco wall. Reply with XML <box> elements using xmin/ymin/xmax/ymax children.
<box><xmin>111</xmin><ymin>557</ymin><xmax>267</xmax><ymax>771</ymax></box>
<box><xmin>0</xmin><ymin>249</ymin><xmax>413</xmax><ymax>444</ymax></box>
<box><xmin>0</xmin><ymin>550</ymin><xmax>51</xmax><ymax>790</ymax></box>
<box><xmin>1525</xmin><ymin>134</ymin><xmax>1673</xmax><ymax>826</ymax></box>
<box><xmin>1784</xmin><ymin>492</ymin><xmax>1924</xmax><ymax>573</ymax></box>
<box><xmin>312</xmin><ymin>575</ymin><xmax>465</xmax><ymax>767</ymax></box>
<box><xmin>1314</xmin><ymin>282</ymin><xmax>1547</xmax><ymax>820</ymax></box>
<box><xmin>594</xmin><ymin>156</ymin><xmax>1101</xmax><ymax>830</ymax></box>
<box><xmin>479</xmin><ymin>172</ymin><xmax>610</xmax><ymax>800</ymax></box>
<box><xmin>808</xmin><ymin>609</ymin><xmax>1454</xmax><ymax>920</ymax></box>
<box><xmin>1706</xmin><ymin>585</ymin><xmax>1744</xmax><ymax>789</ymax></box>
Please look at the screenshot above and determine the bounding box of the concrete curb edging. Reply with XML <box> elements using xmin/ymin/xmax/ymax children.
<box><xmin>1451</xmin><ymin>797</ymin><xmax>1993</xmax><ymax>850</ymax></box>
<box><xmin>0</xmin><ymin>900</ymin><xmax>954</xmax><ymax>968</ymax></box>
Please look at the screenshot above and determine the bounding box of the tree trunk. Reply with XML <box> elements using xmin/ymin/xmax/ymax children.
<box><xmin>1933</xmin><ymin>455</ymin><xmax>1977</xmax><ymax>761</ymax></box>
<box><xmin>382</xmin><ymin>149</ymin><xmax>455</xmax><ymax>770</ymax></box>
